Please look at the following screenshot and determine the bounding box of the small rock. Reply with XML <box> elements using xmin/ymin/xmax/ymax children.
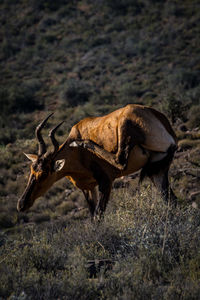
<box><xmin>192</xmin><ymin>202</ymin><xmax>198</xmax><ymax>209</ymax></box>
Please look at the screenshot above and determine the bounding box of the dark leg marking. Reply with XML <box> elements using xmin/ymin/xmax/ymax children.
<box><xmin>90</xmin><ymin>162</ymin><xmax>112</xmax><ymax>218</ymax></box>
<box><xmin>82</xmin><ymin>190</ymin><xmax>96</xmax><ymax>216</ymax></box>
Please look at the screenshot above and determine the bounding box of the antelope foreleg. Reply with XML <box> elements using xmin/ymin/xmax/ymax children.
<box><xmin>83</xmin><ymin>187</ymin><xmax>98</xmax><ymax>217</ymax></box>
<box><xmin>90</xmin><ymin>162</ymin><xmax>112</xmax><ymax>218</ymax></box>
<box><xmin>70</xmin><ymin>140</ymin><xmax>125</xmax><ymax>170</ymax></box>
<box><xmin>94</xmin><ymin>181</ymin><xmax>112</xmax><ymax>219</ymax></box>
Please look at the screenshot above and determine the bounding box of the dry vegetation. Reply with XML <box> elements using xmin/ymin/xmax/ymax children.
<box><xmin>0</xmin><ymin>0</ymin><xmax>200</xmax><ymax>299</ymax></box>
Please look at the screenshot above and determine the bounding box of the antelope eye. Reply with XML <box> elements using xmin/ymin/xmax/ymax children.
<box><xmin>44</xmin><ymin>164</ymin><xmax>50</xmax><ymax>173</ymax></box>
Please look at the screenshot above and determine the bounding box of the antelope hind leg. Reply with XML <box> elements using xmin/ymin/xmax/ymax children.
<box><xmin>150</xmin><ymin>170</ymin><xmax>177</xmax><ymax>207</ymax></box>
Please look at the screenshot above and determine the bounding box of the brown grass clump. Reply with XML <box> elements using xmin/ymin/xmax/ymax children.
<box><xmin>178</xmin><ymin>139</ymin><xmax>200</xmax><ymax>150</ymax></box>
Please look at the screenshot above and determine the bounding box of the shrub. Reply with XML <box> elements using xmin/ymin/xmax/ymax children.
<box><xmin>60</xmin><ymin>79</ymin><xmax>91</xmax><ymax>107</ymax></box>
<box><xmin>187</xmin><ymin>105</ymin><xmax>200</xmax><ymax>129</ymax></box>
<box><xmin>43</xmin><ymin>34</ymin><xmax>58</xmax><ymax>44</ymax></box>
<box><xmin>0</xmin><ymin>213</ymin><xmax>15</xmax><ymax>228</ymax></box>
<box><xmin>103</xmin><ymin>0</ymin><xmax>143</xmax><ymax>15</ymax></box>
<box><xmin>0</xmin><ymin>125</ymin><xmax>15</xmax><ymax>145</ymax></box>
<box><xmin>117</xmin><ymin>82</ymin><xmax>145</xmax><ymax>105</ymax></box>
<box><xmin>167</xmin><ymin>69</ymin><xmax>200</xmax><ymax>90</ymax></box>
<box><xmin>31</xmin><ymin>0</ymin><xmax>71</xmax><ymax>11</ymax></box>
<box><xmin>1</xmin><ymin>38</ymin><xmax>20</xmax><ymax>59</ymax></box>
<box><xmin>160</xmin><ymin>93</ymin><xmax>187</xmax><ymax>124</ymax></box>
<box><xmin>0</xmin><ymin>82</ymin><xmax>42</xmax><ymax>116</ymax></box>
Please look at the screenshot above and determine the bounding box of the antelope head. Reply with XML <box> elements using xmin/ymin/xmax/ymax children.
<box><xmin>17</xmin><ymin>114</ymin><xmax>65</xmax><ymax>212</ymax></box>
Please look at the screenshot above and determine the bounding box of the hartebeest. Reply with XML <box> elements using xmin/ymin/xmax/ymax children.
<box><xmin>17</xmin><ymin>104</ymin><xmax>177</xmax><ymax>217</ymax></box>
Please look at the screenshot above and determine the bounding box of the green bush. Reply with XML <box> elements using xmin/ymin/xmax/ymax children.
<box><xmin>0</xmin><ymin>213</ymin><xmax>15</xmax><ymax>228</ymax></box>
<box><xmin>187</xmin><ymin>105</ymin><xmax>200</xmax><ymax>129</ymax></box>
<box><xmin>1</xmin><ymin>38</ymin><xmax>20</xmax><ymax>59</ymax></box>
<box><xmin>103</xmin><ymin>0</ymin><xmax>143</xmax><ymax>15</ymax></box>
<box><xmin>60</xmin><ymin>79</ymin><xmax>91</xmax><ymax>107</ymax></box>
<box><xmin>0</xmin><ymin>125</ymin><xmax>15</xmax><ymax>145</ymax></box>
<box><xmin>161</xmin><ymin>93</ymin><xmax>187</xmax><ymax>124</ymax></box>
<box><xmin>31</xmin><ymin>0</ymin><xmax>71</xmax><ymax>11</ymax></box>
<box><xmin>0</xmin><ymin>82</ymin><xmax>42</xmax><ymax>116</ymax></box>
<box><xmin>167</xmin><ymin>69</ymin><xmax>200</xmax><ymax>90</ymax></box>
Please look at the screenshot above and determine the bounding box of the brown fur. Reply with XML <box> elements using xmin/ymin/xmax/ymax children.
<box><xmin>67</xmin><ymin>104</ymin><xmax>176</xmax><ymax>159</ymax></box>
<box><xmin>18</xmin><ymin>104</ymin><xmax>177</xmax><ymax>216</ymax></box>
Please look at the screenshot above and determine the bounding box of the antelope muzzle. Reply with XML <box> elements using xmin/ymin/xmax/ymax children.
<box><xmin>17</xmin><ymin>176</ymin><xmax>36</xmax><ymax>212</ymax></box>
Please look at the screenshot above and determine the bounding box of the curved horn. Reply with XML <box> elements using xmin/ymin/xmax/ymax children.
<box><xmin>49</xmin><ymin>121</ymin><xmax>64</xmax><ymax>154</ymax></box>
<box><xmin>35</xmin><ymin>113</ymin><xmax>54</xmax><ymax>156</ymax></box>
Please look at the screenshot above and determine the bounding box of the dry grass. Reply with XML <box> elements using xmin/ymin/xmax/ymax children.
<box><xmin>1</xmin><ymin>182</ymin><xmax>200</xmax><ymax>299</ymax></box>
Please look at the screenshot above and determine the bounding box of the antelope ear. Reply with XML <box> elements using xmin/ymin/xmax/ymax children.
<box><xmin>54</xmin><ymin>159</ymin><xmax>65</xmax><ymax>172</ymax></box>
<box><xmin>24</xmin><ymin>153</ymin><xmax>38</xmax><ymax>163</ymax></box>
